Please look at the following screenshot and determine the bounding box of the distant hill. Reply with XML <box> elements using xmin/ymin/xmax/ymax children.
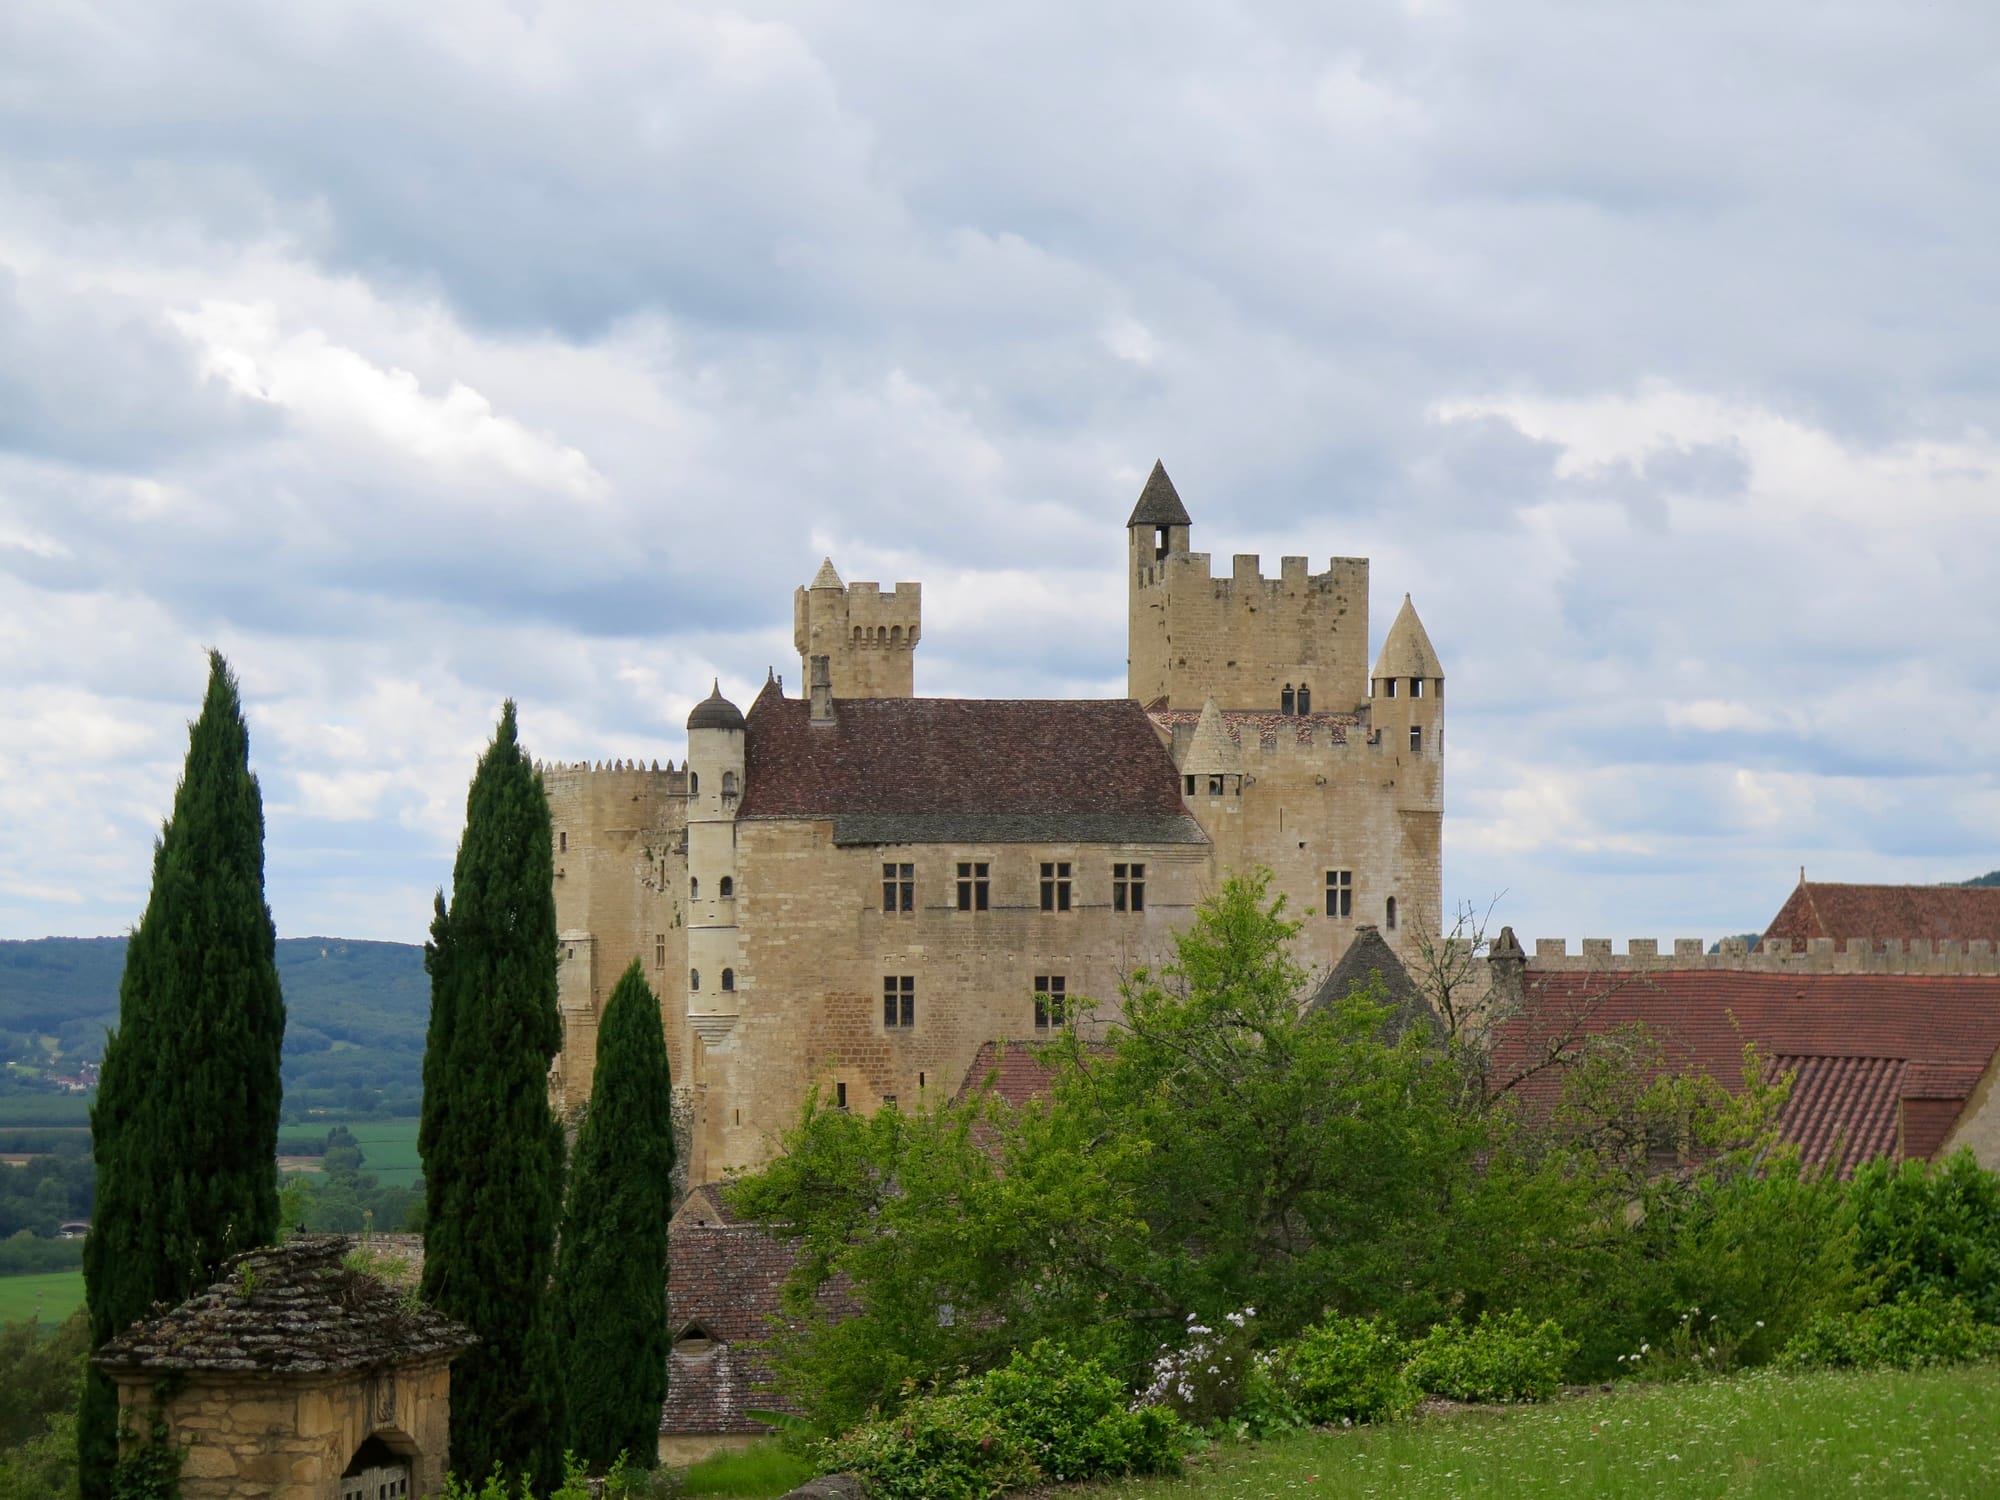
<box><xmin>0</xmin><ymin>937</ymin><xmax>426</xmax><ymax>1121</ymax></box>
<box><xmin>1964</xmin><ymin>872</ymin><xmax>2000</xmax><ymax>888</ymax></box>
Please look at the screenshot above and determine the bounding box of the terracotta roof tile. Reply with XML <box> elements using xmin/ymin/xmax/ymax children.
<box><xmin>738</xmin><ymin>694</ymin><xmax>1206</xmax><ymax>846</ymax></box>
<box><xmin>1764</xmin><ymin>881</ymin><xmax>2000</xmax><ymax>949</ymax></box>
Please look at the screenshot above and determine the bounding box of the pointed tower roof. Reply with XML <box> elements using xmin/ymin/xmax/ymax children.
<box><xmin>1126</xmin><ymin>460</ymin><xmax>1192</xmax><ymax>529</ymax></box>
<box><xmin>1178</xmin><ymin>696</ymin><xmax>1242</xmax><ymax>776</ymax></box>
<box><xmin>1307</xmin><ymin>926</ymin><xmax>1439</xmax><ymax>1043</ymax></box>
<box><xmin>809</xmin><ymin>556</ymin><xmax>844</xmax><ymax>590</ymax></box>
<box><xmin>1372</xmin><ymin>593</ymin><xmax>1443</xmax><ymax>680</ymax></box>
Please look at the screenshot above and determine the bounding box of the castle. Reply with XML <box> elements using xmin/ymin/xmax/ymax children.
<box><xmin>541</xmin><ymin>462</ymin><xmax>1444</xmax><ymax>1183</ymax></box>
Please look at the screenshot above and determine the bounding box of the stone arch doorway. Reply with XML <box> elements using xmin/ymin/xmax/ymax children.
<box><xmin>339</xmin><ymin>1433</ymin><xmax>413</xmax><ymax>1500</ymax></box>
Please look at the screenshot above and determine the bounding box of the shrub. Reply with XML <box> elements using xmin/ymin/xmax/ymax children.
<box><xmin>1848</xmin><ymin>1150</ymin><xmax>2000</xmax><ymax>1323</ymax></box>
<box><xmin>1279</xmin><ymin>1314</ymin><xmax>1414</xmax><ymax>1425</ymax></box>
<box><xmin>1403</xmin><ymin>1309</ymin><xmax>1576</xmax><ymax>1403</ymax></box>
<box><xmin>1777</xmin><ymin>1289</ymin><xmax>2000</xmax><ymax>1372</ymax></box>
<box><xmin>819</xmin><ymin>1341</ymin><xmax>1185</xmax><ymax>1498</ymax></box>
<box><xmin>1140</xmin><ymin>1310</ymin><xmax>1261</xmax><ymax>1429</ymax></box>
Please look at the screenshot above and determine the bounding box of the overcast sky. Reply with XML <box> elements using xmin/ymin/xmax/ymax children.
<box><xmin>5</xmin><ymin>1</ymin><xmax>1998</xmax><ymax>947</ymax></box>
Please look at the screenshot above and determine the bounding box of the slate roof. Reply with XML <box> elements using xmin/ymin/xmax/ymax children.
<box><xmin>664</xmin><ymin>1223</ymin><xmax>855</xmax><ymax>1437</ymax></box>
<box><xmin>1764</xmin><ymin>881</ymin><xmax>2000</xmax><ymax>950</ymax></box>
<box><xmin>92</xmin><ymin>1236</ymin><xmax>474</xmax><ymax>1377</ymax></box>
<box><xmin>737</xmin><ymin>686</ymin><xmax>1208</xmax><ymax>847</ymax></box>
<box><xmin>1490</xmin><ymin>971</ymin><xmax>2000</xmax><ymax>1174</ymax></box>
<box><xmin>688</xmin><ymin>680</ymin><xmax>746</xmax><ymax>733</ymax></box>
<box><xmin>1308</xmin><ymin>926</ymin><xmax>1440</xmax><ymax>1042</ymax></box>
<box><xmin>1126</xmin><ymin>460</ymin><xmax>1192</xmax><ymax>528</ymax></box>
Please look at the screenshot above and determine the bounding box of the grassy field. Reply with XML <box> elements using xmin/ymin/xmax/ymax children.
<box><xmin>0</xmin><ymin>1270</ymin><xmax>85</xmax><ymax>1324</ymax></box>
<box><xmin>681</xmin><ymin>1441</ymin><xmax>818</xmax><ymax>1498</ymax></box>
<box><xmin>1074</xmin><ymin>1364</ymin><xmax>2000</xmax><ymax>1498</ymax></box>
<box><xmin>291</xmin><ymin>1116</ymin><xmax>423</xmax><ymax>1187</ymax></box>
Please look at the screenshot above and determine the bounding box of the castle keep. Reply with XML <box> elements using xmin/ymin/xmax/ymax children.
<box><xmin>543</xmin><ymin>462</ymin><xmax>1444</xmax><ymax>1182</ymax></box>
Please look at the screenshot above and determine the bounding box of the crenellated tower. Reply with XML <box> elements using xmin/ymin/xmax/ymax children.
<box><xmin>793</xmin><ymin>558</ymin><xmax>921</xmax><ymax>699</ymax></box>
<box><xmin>1126</xmin><ymin>460</ymin><xmax>1370</xmax><ymax>711</ymax></box>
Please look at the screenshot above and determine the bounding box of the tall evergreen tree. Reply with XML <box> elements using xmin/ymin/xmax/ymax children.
<box><xmin>555</xmin><ymin>959</ymin><xmax>676</xmax><ymax>1470</ymax></box>
<box><xmin>420</xmin><ymin>701</ymin><xmax>566</xmax><ymax>1487</ymax></box>
<box><xmin>79</xmin><ymin>652</ymin><xmax>286</xmax><ymax>1496</ymax></box>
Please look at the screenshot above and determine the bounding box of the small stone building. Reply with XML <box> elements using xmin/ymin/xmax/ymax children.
<box><xmin>93</xmin><ymin>1235</ymin><xmax>475</xmax><ymax>1500</ymax></box>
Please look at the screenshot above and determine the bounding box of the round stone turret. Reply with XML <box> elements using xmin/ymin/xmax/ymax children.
<box><xmin>687</xmin><ymin>680</ymin><xmax>745</xmax><ymax>733</ymax></box>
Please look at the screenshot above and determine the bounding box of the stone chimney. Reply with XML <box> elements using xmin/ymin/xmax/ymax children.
<box><xmin>809</xmin><ymin>654</ymin><xmax>835</xmax><ymax>725</ymax></box>
<box><xmin>1487</xmin><ymin>924</ymin><xmax>1526</xmax><ymax>1010</ymax></box>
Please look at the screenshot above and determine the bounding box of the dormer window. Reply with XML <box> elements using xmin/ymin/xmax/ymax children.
<box><xmin>674</xmin><ymin>1322</ymin><xmax>716</xmax><ymax>1355</ymax></box>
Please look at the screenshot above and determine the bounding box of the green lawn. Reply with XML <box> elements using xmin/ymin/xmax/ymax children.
<box><xmin>1077</xmin><ymin>1365</ymin><xmax>2000</xmax><ymax>1498</ymax></box>
<box><xmin>0</xmin><ymin>1271</ymin><xmax>85</xmax><ymax>1324</ymax></box>
<box><xmin>294</xmin><ymin>1116</ymin><xmax>423</xmax><ymax>1187</ymax></box>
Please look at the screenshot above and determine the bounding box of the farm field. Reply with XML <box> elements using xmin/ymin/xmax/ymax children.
<box><xmin>291</xmin><ymin>1117</ymin><xmax>423</xmax><ymax>1187</ymax></box>
<box><xmin>1076</xmin><ymin>1364</ymin><xmax>2000</xmax><ymax>1499</ymax></box>
<box><xmin>0</xmin><ymin>1270</ymin><xmax>84</xmax><ymax>1324</ymax></box>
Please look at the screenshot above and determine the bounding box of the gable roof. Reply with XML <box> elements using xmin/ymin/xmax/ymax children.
<box><xmin>737</xmin><ymin>693</ymin><xmax>1208</xmax><ymax>847</ymax></box>
<box><xmin>953</xmin><ymin>1040</ymin><xmax>1070</xmax><ymax>1108</ymax></box>
<box><xmin>1764</xmin><ymin>880</ymin><xmax>2000</xmax><ymax>950</ymax></box>
<box><xmin>1308</xmin><ymin>925</ymin><xmax>1439</xmax><ymax>1041</ymax></box>
<box><xmin>1490</xmin><ymin>970</ymin><xmax>2000</xmax><ymax>1174</ymax></box>
<box><xmin>1126</xmin><ymin>460</ymin><xmax>1192</xmax><ymax>528</ymax></box>
<box><xmin>92</xmin><ymin>1236</ymin><xmax>474</xmax><ymax>1377</ymax></box>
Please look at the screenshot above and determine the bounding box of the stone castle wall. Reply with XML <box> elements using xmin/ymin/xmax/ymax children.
<box><xmin>1129</xmin><ymin>551</ymin><xmax>1371</xmax><ymax>711</ymax></box>
<box><xmin>795</xmin><ymin>578</ymin><xmax>920</xmax><ymax>699</ymax></box>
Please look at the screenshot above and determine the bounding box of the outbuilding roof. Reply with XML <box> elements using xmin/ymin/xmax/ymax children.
<box><xmin>737</xmin><ymin>686</ymin><xmax>1207</xmax><ymax>847</ymax></box>
<box><xmin>1763</xmin><ymin>880</ymin><xmax>2000</xmax><ymax>951</ymax></box>
<box><xmin>92</xmin><ymin>1236</ymin><xmax>474</xmax><ymax>1377</ymax></box>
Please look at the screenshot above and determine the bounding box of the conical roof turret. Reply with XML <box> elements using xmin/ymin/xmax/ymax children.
<box><xmin>1126</xmin><ymin>460</ymin><xmax>1192</xmax><ymax>528</ymax></box>
<box><xmin>687</xmin><ymin>679</ymin><xmax>746</xmax><ymax>732</ymax></box>
<box><xmin>1372</xmin><ymin>594</ymin><xmax>1442</xmax><ymax>681</ymax></box>
<box><xmin>808</xmin><ymin>556</ymin><xmax>844</xmax><ymax>590</ymax></box>
<box><xmin>1178</xmin><ymin>695</ymin><xmax>1242</xmax><ymax>776</ymax></box>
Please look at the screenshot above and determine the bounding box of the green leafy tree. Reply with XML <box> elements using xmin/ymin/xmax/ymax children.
<box><xmin>554</xmin><ymin>960</ymin><xmax>676</xmax><ymax>1470</ymax></box>
<box><xmin>78</xmin><ymin>653</ymin><xmax>286</xmax><ymax>1496</ymax></box>
<box><xmin>420</xmin><ymin>702</ymin><xmax>566</xmax><ymax>1488</ymax></box>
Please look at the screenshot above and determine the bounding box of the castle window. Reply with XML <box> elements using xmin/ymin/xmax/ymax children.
<box><xmin>1208</xmin><ymin>775</ymin><xmax>1225</xmax><ymax>796</ymax></box>
<box><xmin>690</xmin><ymin>771</ymin><xmax>699</xmax><ymax>793</ymax></box>
<box><xmin>1113</xmin><ymin>862</ymin><xmax>1146</xmax><ymax>913</ymax></box>
<box><xmin>721</xmin><ymin>967</ymin><xmax>735</xmax><ymax>992</ymax></box>
<box><xmin>690</xmin><ymin>968</ymin><xmax>701</xmax><ymax>991</ymax></box>
<box><xmin>1410</xmin><ymin>724</ymin><xmax>1423</xmax><ymax>754</ymax></box>
<box><xmin>1386</xmin><ymin>897</ymin><xmax>1398</xmax><ymax>930</ymax></box>
<box><xmin>882</xmin><ymin>862</ymin><xmax>914</xmax><ymax>914</ymax></box>
<box><xmin>836</xmin><ymin>1082</ymin><xmax>848</xmax><ymax>1109</ymax></box>
<box><xmin>558</xmin><ymin>831</ymin><xmax>567</xmax><ymax>853</ymax></box>
<box><xmin>1411</xmin><ymin>678</ymin><xmax>1425</xmax><ymax>699</ymax></box>
<box><xmin>1281</xmin><ymin>685</ymin><xmax>1295</xmax><ymax>715</ymax></box>
<box><xmin>1384</xmin><ymin>679</ymin><xmax>1397</xmax><ymax>699</ymax></box>
<box><xmin>1325</xmin><ymin>870</ymin><xmax>1353</xmax><ymax>918</ymax></box>
<box><xmin>722</xmin><ymin>771</ymin><xmax>738</xmax><ymax>799</ymax></box>
<box><xmin>690</xmin><ymin>876</ymin><xmax>699</xmax><ymax>900</ymax></box>
<box><xmin>655</xmin><ymin>933</ymin><xmax>666</xmax><ymax>968</ymax></box>
<box><xmin>1297</xmin><ymin>684</ymin><xmax>1311</xmax><ymax>714</ymax></box>
<box><xmin>1040</xmin><ymin>861</ymin><xmax>1072</xmax><ymax>913</ymax></box>
<box><xmin>1154</xmin><ymin>523</ymin><xmax>1170</xmax><ymax>560</ymax></box>
<box><xmin>1185</xmin><ymin>774</ymin><xmax>1196</xmax><ymax>796</ymax></box>
<box><xmin>883</xmin><ymin>975</ymin><xmax>915</xmax><ymax>1028</ymax></box>
<box><xmin>1034</xmin><ymin>975</ymin><xmax>1067</xmax><ymax>1028</ymax></box>
<box><xmin>956</xmin><ymin>861</ymin><xmax>990</xmax><ymax>911</ymax></box>
<box><xmin>719</xmin><ymin>876</ymin><xmax>734</xmax><ymax>898</ymax></box>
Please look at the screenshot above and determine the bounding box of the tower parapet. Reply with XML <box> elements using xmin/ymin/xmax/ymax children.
<box><xmin>793</xmin><ymin>558</ymin><xmax>921</xmax><ymax>699</ymax></box>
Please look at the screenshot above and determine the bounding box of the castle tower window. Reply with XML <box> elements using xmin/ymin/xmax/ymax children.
<box><xmin>1410</xmin><ymin>724</ymin><xmax>1423</xmax><ymax>754</ymax></box>
<box><xmin>719</xmin><ymin>876</ymin><xmax>734</xmax><ymax>898</ymax></box>
<box><xmin>1384</xmin><ymin>679</ymin><xmax>1397</xmax><ymax>699</ymax></box>
<box><xmin>1208</xmin><ymin>775</ymin><xmax>1225</xmax><ymax>796</ymax></box>
<box><xmin>1411</xmin><ymin>678</ymin><xmax>1424</xmax><ymax>699</ymax></box>
<box><xmin>690</xmin><ymin>968</ymin><xmax>701</xmax><ymax>991</ymax></box>
<box><xmin>1281</xmin><ymin>685</ymin><xmax>1295</xmax><ymax>716</ymax></box>
<box><xmin>1296</xmin><ymin>684</ymin><xmax>1310</xmax><ymax>714</ymax></box>
<box><xmin>1113</xmin><ymin>862</ymin><xmax>1146</xmax><ymax>913</ymax></box>
<box><xmin>1034</xmin><ymin>975</ymin><xmax>1067</xmax><ymax>1028</ymax></box>
<box><xmin>883</xmin><ymin>975</ymin><xmax>915</xmax><ymax>1028</ymax></box>
<box><xmin>722</xmin><ymin>771</ymin><xmax>738</xmax><ymax>799</ymax></box>
<box><xmin>655</xmin><ymin>933</ymin><xmax>666</xmax><ymax>968</ymax></box>
<box><xmin>882</xmin><ymin>862</ymin><xmax>914</xmax><ymax>913</ymax></box>
<box><xmin>1039</xmin><ymin>861</ymin><xmax>1072</xmax><ymax>912</ymax></box>
<box><xmin>1386</xmin><ymin>897</ymin><xmax>1398</xmax><ymax>930</ymax></box>
<box><xmin>1325</xmin><ymin>869</ymin><xmax>1353</xmax><ymax>918</ymax></box>
<box><xmin>1185</xmin><ymin>774</ymin><xmax>1196</xmax><ymax>796</ymax></box>
<box><xmin>956</xmin><ymin>861</ymin><xmax>990</xmax><ymax>911</ymax></box>
<box><xmin>690</xmin><ymin>771</ymin><xmax>699</xmax><ymax>793</ymax></box>
<box><xmin>1154</xmin><ymin>523</ymin><xmax>1171</xmax><ymax>561</ymax></box>
<box><xmin>558</xmin><ymin>831</ymin><xmax>567</xmax><ymax>853</ymax></box>
<box><xmin>721</xmin><ymin>967</ymin><xmax>735</xmax><ymax>992</ymax></box>
<box><xmin>690</xmin><ymin>877</ymin><xmax>700</xmax><ymax>900</ymax></box>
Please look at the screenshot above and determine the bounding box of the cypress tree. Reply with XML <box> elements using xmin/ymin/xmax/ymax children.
<box><xmin>555</xmin><ymin>959</ymin><xmax>676</xmax><ymax>1470</ymax></box>
<box><xmin>420</xmin><ymin>701</ymin><xmax>566</xmax><ymax>1487</ymax></box>
<box><xmin>79</xmin><ymin>652</ymin><xmax>286</xmax><ymax>1496</ymax></box>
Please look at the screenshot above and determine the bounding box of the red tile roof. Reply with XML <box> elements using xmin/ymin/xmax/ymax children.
<box><xmin>953</xmin><ymin>1041</ymin><xmax>1068</xmax><ymax>1108</ymax></box>
<box><xmin>1764</xmin><ymin>881</ymin><xmax>2000</xmax><ymax>950</ymax></box>
<box><xmin>1491</xmin><ymin>970</ymin><xmax>2000</xmax><ymax>1173</ymax></box>
<box><xmin>737</xmin><ymin>683</ymin><xmax>1206</xmax><ymax>846</ymax></box>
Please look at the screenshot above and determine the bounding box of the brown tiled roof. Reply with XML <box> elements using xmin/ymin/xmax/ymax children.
<box><xmin>663</xmin><ymin>1223</ymin><xmax>855</xmax><ymax>1437</ymax></box>
<box><xmin>738</xmin><ymin>688</ymin><xmax>1207</xmax><ymax>847</ymax></box>
<box><xmin>1764</xmin><ymin>881</ymin><xmax>2000</xmax><ymax>950</ymax></box>
<box><xmin>953</xmin><ymin>1041</ymin><xmax>1069</xmax><ymax>1108</ymax></box>
<box><xmin>1149</xmin><ymin>707</ymin><xmax>1360</xmax><ymax>748</ymax></box>
<box><xmin>93</xmin><ymin>1236</ymin><xmax>474</xmax><ymax>1376</ymax></box>
<box><xmin>1491</xmin><ymin>971</ymin><xmax>2000</xmax><ymax>1173</ymax></box>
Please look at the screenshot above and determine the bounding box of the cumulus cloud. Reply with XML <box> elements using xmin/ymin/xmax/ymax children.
<box><xmin>2</xmin><ymin>1</ymin><xmax>1997</xmax><ymax>942</ymax></box>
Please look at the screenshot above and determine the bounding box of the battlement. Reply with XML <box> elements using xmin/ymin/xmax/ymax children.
<box><xmin>794</xmin><ymin>563</ymin><xmax>921</xmax><ymax>699</ymax></box>
<box><xmin>1134</xmin><ymin>551</ymin><xmax>1369</xmax><ymax>598</ymax></box>
<box><xmin>1513</xmin><ymin>936</ymin><xmax>2000</xmax><ymax>976</ymax></box>
<box><xmin>539</xmin><ymin>757</ymin><xmax>689</xmax><ymax>787</ymax></box>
